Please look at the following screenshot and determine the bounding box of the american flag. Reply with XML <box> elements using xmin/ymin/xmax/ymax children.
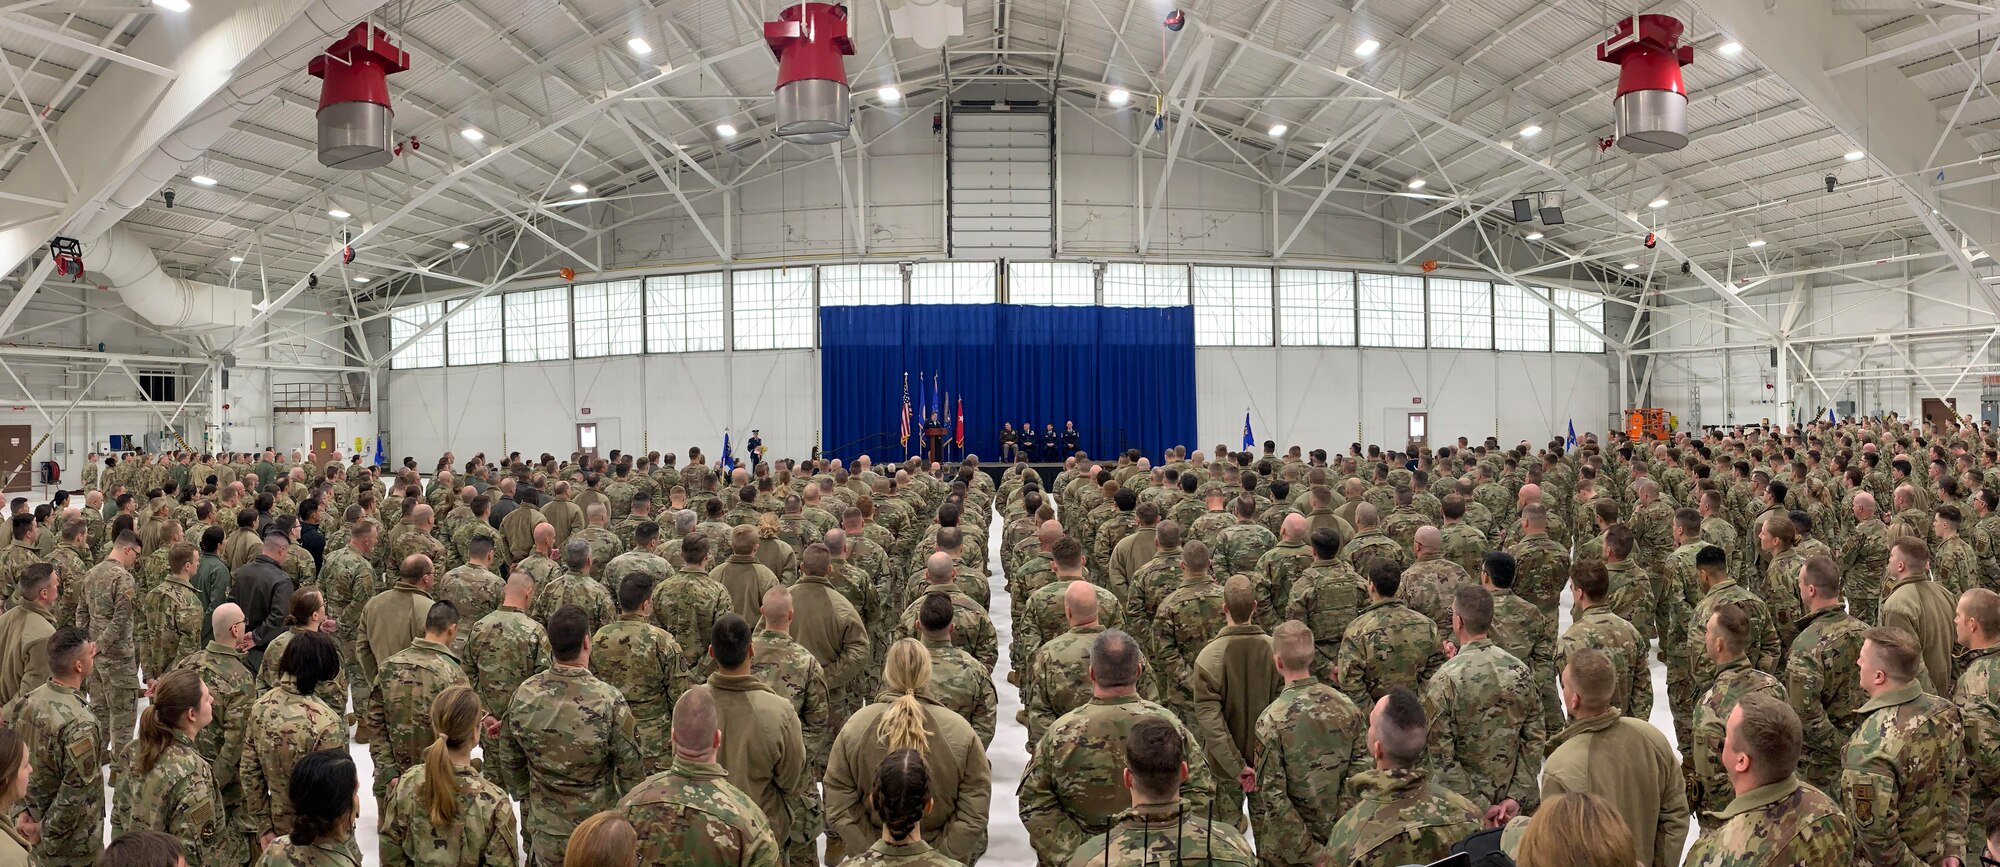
<box><xmin>900</xmin><ymin>372</ymin><xmax>912</xmax><ymax>449</ymax></box>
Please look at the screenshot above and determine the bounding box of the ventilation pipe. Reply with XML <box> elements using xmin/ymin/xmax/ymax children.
<box><xmin>83</xmin><ymin>228</ymin><xmax>254</xmax><ymax>334</ymax></box>
<box><xmin>765</xmin><ymin>3</ymin><xmax>855</xmax><ymax>145</ymax></box>
<box><xmin>64</xmin><ymin>0</ymin><xmax>392</xmax><ymax>330</ymax></box>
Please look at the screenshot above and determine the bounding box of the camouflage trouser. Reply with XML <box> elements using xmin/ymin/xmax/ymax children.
<box><xmin>529</xmin><ymin>831</ymin><xmax>570</xmax><ymax>867</ymax></box>
<box><xmin>1848</xmin><ymin>594</ymin><xmax>1880</xmax><ymax>626</ymax></box>
<box><xmin>1664</xmin><ymin>654</ymin><xmax>1695</xmax><ymax>767</ymax></box>
<box><xmin>1210</xmin><ymin>776</ymin><xmax>1246</xmax><ymax>829</ymax></box>
<box><xmin>635</xmin><ymin>714</ymin><xmax>672</xmax><ymax>777</ymax></box>
<box><xmin>1540</xmin><ymin>669</ymin><xmax>1564</xmax><ymax>747</ymax></box>
<box><xmin>88</xmin><ymin>659</ymin><xmax>138</xmax><ymax>770</ymax></box>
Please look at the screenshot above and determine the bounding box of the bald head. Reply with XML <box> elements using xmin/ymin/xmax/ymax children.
<box><xmin>926</xmin><ymin>552</ymin><xmax>955</xmax><ymax>583</ymax></box>
<box><xmin>1037</xmin><ymin>520</ymin><xmax>1063</xmax><ymax>548</ymax></box>
<box><xmin>533</xmin><ymin>522</ymin><xmax>555</xmax><ymax>550</ymax></box>
<box><xmin>1280</xmin><ymin>513</ymin><xmax>1308</xmax><ymax>542</ymax></box>
<box><xmin>1354</xmin><ymin>503</ymin><xmax>1380</xmax><ymax>529</ymax></box>
<box><xmin>412</xmin><ymin>504</ymin><xmax>435</xmax><ymax>528</ymax></box>
<box><xmin>212</xmin><ymin>603</ymin><xmax>244</xmax><ymax>641</ymax></box>
<box><xmin>672</xmin><ymin>687</ymin><xmax>720</xmax><ymax>758</ymax></box>
<box><xmin>760</xmin><ymin>585</ymin><xmax>793</xmax><ymax>629</ymax></box>
<box><xmin>1063</xmin><ymin>580</ymin><xmax>1101</xmax><ymax>627</ymax></box>
<box><xmin>1413</xmin><ymin>525</ymin><xmax>1442</xmax><ymax>554</ymax></box>
<box><xmin>1855</xmin><ymin>491</ymin><xmax>1878</xmax><ymax>517</ymax></box>
<box><xmin>587</xmin><ymin>503</ymin><xmax>609</xmax><ymax>524</ymax></box>
<box><xmin>1517</xmin><ymin>483</ymin><xmax>1542</xmax><ymax>507</ymax></box>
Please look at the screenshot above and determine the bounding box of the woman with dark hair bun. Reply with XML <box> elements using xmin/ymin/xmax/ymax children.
<box><xmin>841</xmin><ymin>749</ymin><xmax>963</xmax><ymax>866</ymax></box>
<box><xmin>254</xmin><ymin>748</ymin><xmax>361</xmax><ymax>866</ymax></box>
<box><xmin>0</xmin><ymin>727</ymin><xmax>29</xmax><ymax>866</ymax></box>
<box><xmin>254</xmin><ymin>588</ymin><xmax>346</xmax><ymax>707</ymax></box>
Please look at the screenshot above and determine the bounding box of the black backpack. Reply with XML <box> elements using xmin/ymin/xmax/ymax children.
<box><xmin>1447</xmin><ymin>828</ymin><xmax>1515</xmax><ymax>867</ymax></box>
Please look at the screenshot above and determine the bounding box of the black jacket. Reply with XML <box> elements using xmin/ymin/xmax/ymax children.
<box><xmin>489</xmin><ymin>495</ymin><xmax>520</xmax><ymax>529</ymax></box>
<box><xmin>230</xmin><ymin>554</ymin><xmax>293</xmax><ymax>670</ymax></box>
<box><xmin>299</xmin><ymin>521</ymin><xmax>326</xmax><ymax>572</ymax></box>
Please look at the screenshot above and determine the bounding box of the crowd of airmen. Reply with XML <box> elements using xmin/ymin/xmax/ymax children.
<box><xmin>4</xmin><ymin>420</ymin><xmax>2000</xmax><ymax>866</ymax></box>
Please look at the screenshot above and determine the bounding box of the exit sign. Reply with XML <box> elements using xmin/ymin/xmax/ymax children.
<box><xmin>1412</xmin><ymin>397</ymin><xmax>1423</xmax><ymax>405</ymax></box>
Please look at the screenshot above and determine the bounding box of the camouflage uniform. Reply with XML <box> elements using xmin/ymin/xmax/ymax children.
<box><xmin>1018</xmin><ymin>693</ymin><xmax>1215</xmax><ymax>867</ymax></box>
<box><xmin>1438</xmin><ymin>523</ymin><xmax>1488</xmax><ymax>578</ymax></box>
<box><xmin>171</xmin><ymin>640</ymin><xmax>255</xmax><ymax>815</ymax></box>
<box><xmin>1671</xmin><ymin>579</ymin><xmax>1780</xmax><ymax>760</ymax></box>
<box><xmin>604</xmin><ymin>548</ymin><xmax>674</xmax><ymax>585</ymax></box>
<box><xmin>529</xmin><ymin>568</ymin><xmax>615</xmax><ymax>635</ymax></box>
<box><xmin>616</xmin><ymin>757</ymin><xmax>782</xmax><ymax>867</ymax></box>
<box><xmin>1784</xmin><ymin>606</ymin><xmax>1870</xmax><ymax>789</ymax></box>
<box><xmin>498</xmin><ymin>663</ymin><xmax>645</xmax><ymax>867</ymax></box>
<box><xmin>461</xmin><ymin>604</ymin><xmax>550</xmax><ymax>788</ymax></box>
<box><xmin>379</xmin><ymin>757</ymin><xmax>521</xmax><ymax>867</ymax></box>
<box><xmin>109</xmin><ymin>730</ymin><xmax>239</xmax><ymax>867</ymax></box>
<box><xmin>1936</xmin><ymin>534</ymin><xmax>1980</xmax><ymax>596</ymax></box>
<box><xmin>1318</xmin><ymin>768</ymin><xmax>1482</xmax><ymax>867</ymax></box>
<box><xmin>1692</xmin><ymin>657</ymin><xmax>1787</xmax><ymax>827</ymax></box>
<box><xmin>1343</xmin><ymin>529</ymin><xmax>1410</xmax><ymax>574</ymax></box>
<box><xmin>1151</xmin><ymin>576</ymin><xmax>1228</xmax><ymax>719</ymax></box>
<box><xmin>138</xmin><ymin>574</ymin><xmax>204</xmax><ymax>681</ymax></box>
<box><xmin>1124</xmin><ymin>547</ymin><xmax>1185</xmax><ymax>642</ymax></box>
<box><xmin>82</xmin><ymin>557</ymin><xmax>139</xmax><ymax>769</ymax></box>
<box><xmin>1840</xmin><ymin>681</ymin><xmax>1969</xmax><ymax>867</ymax></box>
<box><xmin>750</xmin><ymin>628</ymin><xmax>831</xmax><ymax>777</ymax></box>
<box><xmin>651</xmin><ymin>565</ymin><xmax>732</xmax><ymax>677</ymax></box>
<box><xmin>1397</xmin><ymin>555</ymin><xmax>1470</xmax><ymax>630</ymax></box>
<box><xmin>1601</xmin><ymin>559</ymin><xmax>1659</xmax><ymax>642</ymax></box>
<box><xmin>1286</xmin><ymin>558</ymin><xmax>1362</xmax><ymax>682</ymax></box>
<box><xmin>0</xmin><ymin>539</ymin><xmax>44</xmax><ymax>603</ymax></box>
<box><xmin>1838</xmin><ymin>518</ymin><xmax>1891</xmax><ymax>624</ymax></box>
<box><xmin>1953</xmin><ymin>644</ymin><xmax>2000</xmax><ymax>825</ymax></box>
<box><xmin>365</xmin><ymin>637</ymin><xmax>469</xmax><ymax>800</ymax></box>
<box><xmin>1213</xmin><ymin>519</ymin><xmax>1277</xmax><ymax>582</ymax></box>
<box><xmin>1024</xmin><ymin>625</ymin><xmax>1155</xmax><ymax>747</ymax></box>
<box><xmin>898</xmin><ymin>586</ymin><xmax>998</xmax><ymax>672</ymax></box>
<box><xmin>1558</xmin><ymin>606</ymin><xmax>1652</xmax><ymax>719</ymax></box>
<box><xmin>593</xmin><ymin>614</ymin><xmax>689</xmax><ymax>775</ymax></box>
<box><xmin>1683</xmin><ymin>776</ymin><xmax>1856</xmax><ymax>867</ymax></box>
<box><xmin>134</xmin><ymin>545</ymin><xmax>172</xmax><ymax>596</ymax></box>
<box><xmin>1334</xmin><ymin>598</ymin><xmax>1443</xmax><ymax>706</ymax></box>
<box><xmin>48</xmin><ymin>541</ymin><xmax>88</xmax><ymax>630</ymax></box>
<box><xmin>1014</xmin><ymin>579</ymin><xmax>1123</xmax><ymax>692</ymax></box>
<box><xmin>1249</xmin><ymin>676</ymin><xmax>1367</xmax><ymax>866</ymax></box>
<box><xmin>239</xmin><ymin>678</ymin><xmax>346</xmax><ymax>837</ymax></box>
<box><xmin>1064</xmin><ymin>801</ymin><xmax>1258</xmax><ymax>867</ymax></box>
<box><xmin>571</xmin><ymin>526</ymin><xmax>626</xmax><ymax>582</ymax></box>
<box><xmin>1505</xmin><ymin>532</ymin><xmax>1570</xmax><ymax>617</ymax></box>
<box><xmin>1253</xmin><ymin>539</ymin><xmax>1314</xmax><ymax>631</ymax></box>
<box><xmin>923</xmin><ymin>637</ymin><xmax>998</xmax><ymax>746</ymax></box>
<box><xmin>5</xmin><ymin>680</ymin><xmax>101</xmax><ymax>867</ymax></box>
<box><xmin>1421</xmin><ymin>638</ymin><xmax>1543</xmax><ymax>814</ymax></box>
<box><xmin>434</xmin><ymin>563</ymin><xmax>504</xmax><ymax>656</ymax></box>
<box><xmin>318</xmin><ymin>545</ymin><xmax>379</xmax><ymax>694</ymax></box>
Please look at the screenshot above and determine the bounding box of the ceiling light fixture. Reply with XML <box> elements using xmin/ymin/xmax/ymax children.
<box><xmin>1525</xmin><ymin>231</ymin><xmax>1544</xmax><ymax>241</ymax></box>
<box><xmin>1355</xmin><ymin>38</ymin><xmax>1380</xmax><ymax>57</ymax></box>
<box><xmin>1268</xmin><ymin>123</ymin><xmax>1288</xmax><ymax>137</ymax></box>
<box><xmin>627</xmin><ymin>37</ymin><xmax>652</xmax><ymax>55</ymax></box>
<box><xmin>569</xmin><ymin>182</ymin><xmax>589</xmax><ymax>194</ymax></box>
<box><xmin>190</xmin><ymin>175</ymin><xmax>217</xmax><ymax>187</ymax></box>
<box><xmin>1623</xmin><ymin>262</ymin><xmax>1640</xmax><ymax>270</ymax></box>
<box><xmin>877</xmin><ymin>85</ymin><xmax>901</xmax><ymax>102</ymax></box>
<box><xmin>1844</xmin><ymin>149</ymin><xmax>1865</xmax><ymax>162</ymax></box>
<box><xmin>1648</xmin><ymin>197</ymin><xmax>1669</xmax><ymax>209</ymax></box>
<box><xmin>327</xmin><ymin>207</ymin><xmax>351</xmax><ymax>219</ymax></box>
<box><xmin>1107</xmin><ymin>88</ymin><xmax>1130</xmax><ymax>106</ymax></box>
<box><xmin>152</xmin><ymin>0</ymin><xmax>190</xmax><ymax>11</ymax></box>
<box><xmin>716</xmin><ymin>122</ymin><xmax>738</xmax><ymax>137</ymax></box>
<box><xmin>1746</xmin><ymin>238</ymin><xmax>1767</xmax><ymax>248</ymax></box>
<box><xmin>1407</xmin><ymin>178</ymin><xmax>1426</xmax><ymax>189</ymax></box>
<box><xmin>451</xmin><ymin>241</ymin><xmax>471</xmax><ymax>250</ymax></box>
<box><xmin>353</xmin><ymin>276</ymin><xmax>369</xmax><ymax>283</ymax></box>
<box><xmin>1718</xmin><ymin>41</ymin><xmax>1742</xmax><ymax>56</ymax></box>
<box><xmin>228</xmin><ymin>256</ymin><xmax>244</xmax><ymax>263</ymax></box>
<box><xmin>460</xmin><ymin>127</ymin><xmax>484</xmax><ymax>142</ymax></box>
<box><xmin>1518</xmin><ymin>124</ymin><xmax>1542</xmax><ymax>137</ymax></box>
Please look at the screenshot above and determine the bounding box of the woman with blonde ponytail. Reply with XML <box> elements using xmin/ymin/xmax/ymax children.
<box><xmin>378</xmin><ymin>685</ymin><xmax>519</xmax><ymax>866</ymax></box>
<box><xmin>108</xmin><ymin>669</ymin><xmax>239</xmax><ymax>867</ymax></box>
<box><xmin>823</xmin><ymin>636</ymin><xmax>991</xmax><ymax>865</ymax></box>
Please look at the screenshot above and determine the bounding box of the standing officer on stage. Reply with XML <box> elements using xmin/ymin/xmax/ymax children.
<box><xmin>1062</xmin><ymin>422</ymin><xmax>1079</xmax><ymax>460</ymax></box>
<box><xmin>747</xmin><ymin>431</ymin><xmax>765</xmax><ymax>471</ymax></box>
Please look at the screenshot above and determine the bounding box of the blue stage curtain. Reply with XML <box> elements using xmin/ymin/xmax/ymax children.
<box><xmin>819</xmin><ymin>304</ymin><xmax>1195</xmax><ymax>462</ymax></box>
